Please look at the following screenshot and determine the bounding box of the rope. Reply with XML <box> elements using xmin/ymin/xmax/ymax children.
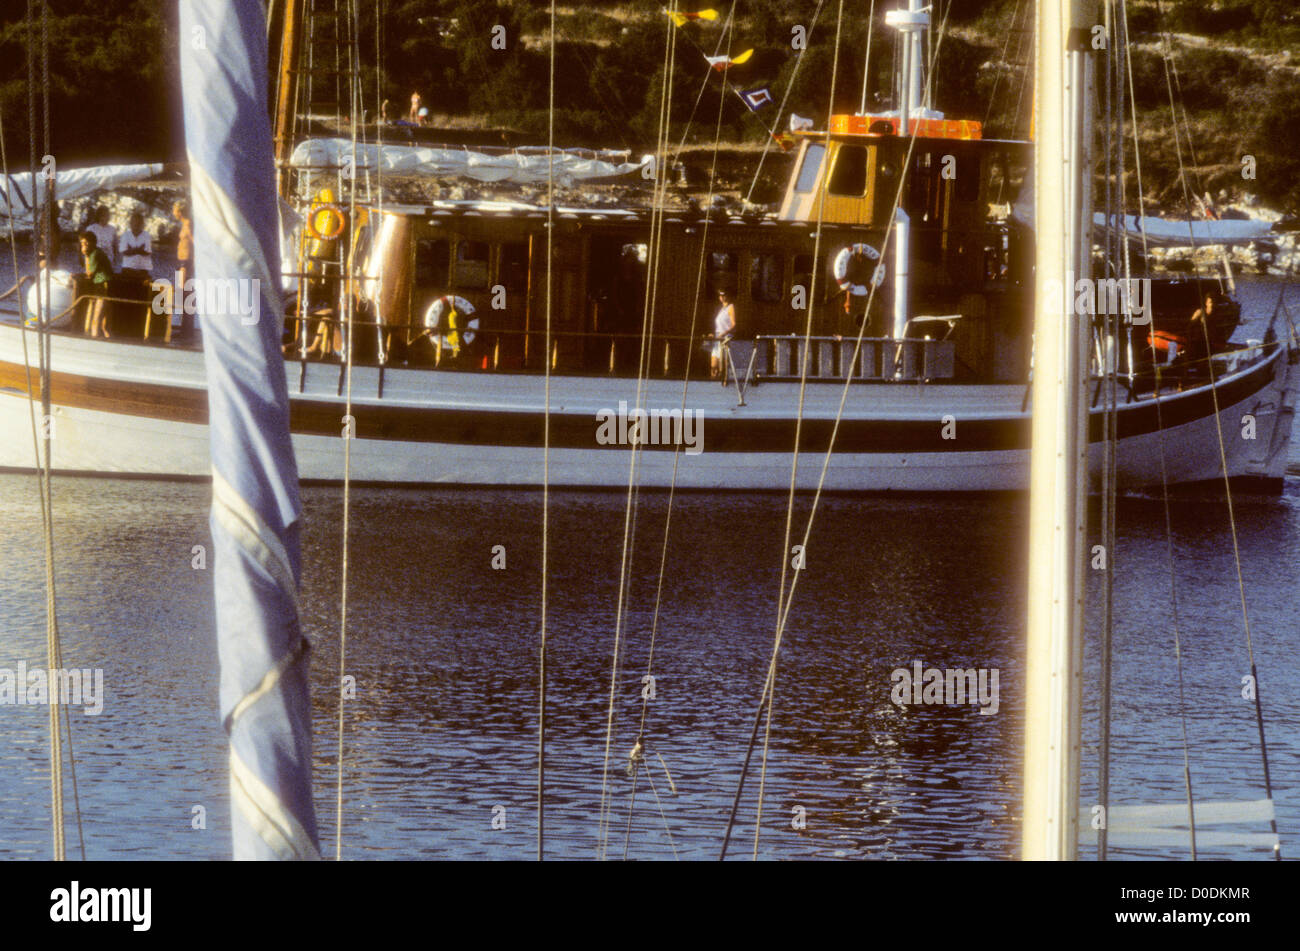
<box><xmin>743</xmin><ymin>0</ymin><xmax>828</xmax><ymax>207</ymax></box>
<box><xmin>858</xmin><ymin>0</ymin><xmax>876</xmax><ymax>113</ymax></box>
<box><xmin>537</xmin><ymin>0</ymin><xmax>557</xmax><ymax>862</ymax></box>
<box><xmin>1114</xmin><ymin>0</ymin><xmax>1199</xmax><ymax>856</ymax></box>
<box><xmin>595</xmin><ymin>0</ymin><xmax>683</xmax><ymax>860</ymax></box>
<box><xmin>719</xmin><ymin>0</ymin><xmax>951</xmax><ymax>860</ymax></box>
<box><xmin>1149</xmin><ymin>0</ymin><xmax>1280</xmax><ymax>858</ymax></box>
<box><xmin>24</xmin><ymin>0</ymin><xmax>65</xmax><ymax>863</ymax></box>
<box><xmin>332</xmin><ymin>0</ymin><xmax>360</xmax><ymax>861</ymax></box>
<box><xmin>620</xmin><ymin>11</ymin><xmax>737</xmax><ymax>858</ymax></box>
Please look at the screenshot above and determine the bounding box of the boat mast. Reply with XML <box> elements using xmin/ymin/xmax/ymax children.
<box><xmin>884</xmin><ymin>1</ymin><xmax>929</xmax><ymax>345</ymax></box>
<box><xmin>273</xmin><ymin>0</ymin><xmax>304</xmax><ymax>199</ymax></box>
<box><xmin>1022</xmin><ymin>0</ymin><xmax>1095</xmax><ymax>861</ymax></box>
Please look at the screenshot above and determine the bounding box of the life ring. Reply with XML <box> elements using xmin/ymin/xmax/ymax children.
<box><xmin>424</xmin><ymin>296</ymin><xmax>479</xmax><ymax>356</ymax></box>
<box><xmin>306</xmin><ymin>203</ymin><xmax>346</xmax><ymax>242</ymax></box>
<box><xmin>833</xmin><ymin>243</ymin><xmax>884</xmax><ymax>297</ymax></box>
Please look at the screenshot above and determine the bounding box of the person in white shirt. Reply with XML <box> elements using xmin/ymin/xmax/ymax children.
<box><xmin>118</xmin><ymin>211</ymin><xmax>153</xmax><ymax>281</ymax></box>
<box><xmin>711</xmin><ymin>289</ymin><xmax>736</xmax><ymax>378</ymax></box>
<box><xmin>85</xmin><ymin>207</ymin><xmax>118</xmax><ymax>268</ymax></box>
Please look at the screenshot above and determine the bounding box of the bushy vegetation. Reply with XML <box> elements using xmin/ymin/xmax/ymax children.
<box><xmin>0</xmin><ymin>0</ymin><xmax>1298</xmax><ymax>212</ymax></box>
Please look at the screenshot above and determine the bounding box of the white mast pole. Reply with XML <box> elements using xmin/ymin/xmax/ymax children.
<box><xmin>1022</xmin><ymin>0</ymin><xmax>1094</xmax><ymax>861</ymax></box>
<box><xmin>885</xmin><ymin>2</ymin><xmax>930</xmax><ymax>346</ymax></box>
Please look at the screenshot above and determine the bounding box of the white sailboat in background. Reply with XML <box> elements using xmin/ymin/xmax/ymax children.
<box><xmin>1023</xmin><ymin>0</ymin><xmax>1281</xmax><ymax>861</ymax></box>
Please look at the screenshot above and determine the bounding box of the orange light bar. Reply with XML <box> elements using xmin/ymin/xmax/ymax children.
<box><xmin>828</xmin><ymin>114</ymin><xmax>983</xmax><ymax>140</ymax></box>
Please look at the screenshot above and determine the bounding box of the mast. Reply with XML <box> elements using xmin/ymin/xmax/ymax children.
<box><xmin>884</xmin><ymin>1</ymin><xmax>930</xmax><ymax>345</ymax></box>
<box><xmin>273</xmin><ymin>0</ymin><xmax>304</xmax><ymax>199</ymax></box>
<box><xmin>1021</xmin><ymin>0</ymin><xmax>1094</xmax><ymax>861</ymax></box>
<box><xmin>179</xmin><ymin>0</ymin><xmax>320</xmax><ymax>860</ymax></box>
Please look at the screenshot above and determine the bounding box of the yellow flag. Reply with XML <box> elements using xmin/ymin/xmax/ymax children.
<box><xmin>668</xmin><ymin>9</ymin><xmax>720</xmax><ymax>27</ymax></box>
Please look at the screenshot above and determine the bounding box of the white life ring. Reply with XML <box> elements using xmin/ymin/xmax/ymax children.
<box><xmin>833</xmin><ymin>243</ymin><xmax>884</xmax><ymax>297</ymax></box>
<box><xmin>423</xmin><ymin>295</ymin><xmax>479</xmax><ymax>354</ymax></box>
<box><xmin>24</xmin><ymin>269</ymin><xmax>76</xmax><ymax>328</ymax></box>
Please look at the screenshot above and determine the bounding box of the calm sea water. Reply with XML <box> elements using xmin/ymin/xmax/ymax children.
<box><xmin>1</xmin><ymin>258</ymin><xmax>1297</xmax><ymax>859</ymax></box>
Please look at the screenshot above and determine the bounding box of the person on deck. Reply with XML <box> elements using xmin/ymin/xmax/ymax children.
<box><xmin>86</xmin><ymin>207</ymin><xmax>118</xmax><ymax>269</ymax></box>
<box><xmin>1181</xmin><ymin>293</ymin><xmax>1220</xmax><ymax>368</ymax></box>
<box><xmin>119</xmin><ymin>211</ymin><xmax>153</xmax><ymax>282</ymax></box>
<box><xmin>79</xmin><ymin>230</ymin><xmax>114</xmax><ymax>338</ymax></box>
<box><xmin>711</xmin><ymin>289</ymin><xmax>737</xmax><ymax>379</ymax></box>
<box><xmin>173</xmin><ymin>199</ymin><xmax>194</xmax><ymax>336</ymax></box>
<box><xmin>409</xmin><ymin>92</ymin><xmax>424</xmax><ymax>125</ymax></box>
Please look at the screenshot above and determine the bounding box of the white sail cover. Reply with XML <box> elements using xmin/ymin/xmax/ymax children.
<box><xmin>1011</xmin><ymin>166</ymin><xmax>1276</xmax><ymax>247</ymax></box>
<box><xmin>1090</xmin><ymin>212</ymin><xmax>1275</xmax><ymax>248</ymax></box>
<box><xmin>0</xmin><ymin>163</ymin><xmax>163</xmax><ymax>230</ymax></box>
<box><xmin>289</xmin><ymin>137</ymin><xmax>653</xmax><ymax>185</ymax></box>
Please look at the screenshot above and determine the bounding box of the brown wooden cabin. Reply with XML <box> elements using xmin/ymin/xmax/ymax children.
<box><xmin>315</xmin><ymin>117</ymin><xmax>1035</xmax><ymax>382</ymax></box>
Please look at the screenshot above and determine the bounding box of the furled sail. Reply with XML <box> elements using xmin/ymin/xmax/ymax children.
<box><xmin>289</xmin><ymin>137</ymin><xmax>653</xmax><ymax>186</ymax></box>
<box><xmin>0</xmin><ymin>164</ymin><xmax>163</xmax><ymax>230</ymax></box>
<box><xmin>1011</xmin><ymin>166</ymin><xmax>1276</xmax><ymax>247</ymax></box>
<box><xmin>1090</xmin><ymin>212</ymin><xmax>1276</xmax><ymax>248</ymax></box>
<box><xmin>179</xmin><ymin>0</ymin><xmax>320</xmax><ymax>860</ymax></box>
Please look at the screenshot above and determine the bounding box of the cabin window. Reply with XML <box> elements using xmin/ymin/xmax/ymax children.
<box><xmin>956</xmin><ymin>153</ymin><xmax>980</xmax><ymax>202</ymax></box>
<box><xmin>415</xmin><ymin>238</ymin><xmax>450</xmax><ymax>288</ymax></box>
<box><xmin>793</xmin><ymin>254</ymin><xmax>815</xmax><ymax>303</ymax></box>
<box><xmin>500</xmin><ymin>242</ymin><xmax>529</xmax><ymax>293</ymax></box>
<box><xmin>828</xmin><ymin>145</ymin><xmax>869</xmax><ymax>197</ymax></box>
<box><xmin>704</xmin><ymin>251</ymin><xmax>738</xmax><ymax>297</ymax></box>
<box><xmin>455</xmin><ymin>239</ymin><xmax>490</xmax><ymax>290</ymax></box>
<box><xmin>750</xmin><ymin>253</ymin><xmax>784</xmax><ymax>303</ymax></box>
<box><xmin>794</xmin><ymin>144</ymin><xmax>825</xmax><ymax>194</ymax></box>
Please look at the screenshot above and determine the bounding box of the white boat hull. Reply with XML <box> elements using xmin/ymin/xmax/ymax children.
<box><xmin>1</xmin><ymin>321</ymin><xmax>1294</xmax><ymax>492</ymax></box>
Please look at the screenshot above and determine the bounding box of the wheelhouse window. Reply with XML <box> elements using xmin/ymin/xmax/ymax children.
<box><xmin>703</xmin><ymin>251</ymin><xmax>738</xmax><ymax>297</ymax></box>
<box><xmin>794</xmin><ymin>144</ymin><xmax>826</xmax><ymax>194</ymax></box>
<box><xmin>750</xmin><ymin>252</ymin><xmax>784</xmax><ymax>303</ymax></box>
<box><xmin>828</xmin><ymin>145</ymin><xmax>868</xmax><ymax>197</ymax></box>
<box><xmin>415</xmin><ymin>238</ymin><xmax>450</xmax><ymax>288</ymax></box>
<box><xmin>793</xmin><ymin>253</ymin><xmax>815</xmax><ymax>302</ymax></box>
<box><xmin>454</xmin><ymin>239</ymin><xmax>490</xmax><ymax>290</ymax></box>
<box><xmin>499</xmin><ymin>242</ymin><xmax>529</xmax><ymax>293</ymax></box>
<box><xmin>956</xmin><ymin>152</ymin><xmax>981</xmax><ymax>202</ymax></box>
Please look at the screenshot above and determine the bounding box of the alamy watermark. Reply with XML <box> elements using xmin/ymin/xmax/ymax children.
<box><xmin>1043</xmin><ymin>271</ymin><xmax>1152</xmax><ymax>325</ymax></box>
<box><xmin>151</xmin><ymin>273</ymin><xmax>261</xmax><ymax>325</ymax></box>
<box><xmin>0</xmin><ymin>662</ymin><xmax>104</xmax><ymax>715</ymax></box>
<box><xmin>890</xmin><ymin>660</ymin><xmax>1000</xmax><ymax>715</ymax></box>
<box><xmin>595</xmin><ymin>400</ymin><xmax>704</xmax><ymax>455</ymax></box>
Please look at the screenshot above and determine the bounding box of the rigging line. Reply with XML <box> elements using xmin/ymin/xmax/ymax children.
<box><xmin>858</xmin><ymin>0</ymin><xmax>877</xmax><ymax>114</ymax></box>
<box><xmin>1146</xmin><ymin>0</ymin><xmax>1279</xmax><ymax>849</ymax></box>
<box><xmin>756</xmin><ymin>0</ymin><xmax>954</xmax><ymax>859</ymax></box>
<box><xmin>667</xmin><ymin>3</ymin><xmax>737</xmax><ymax>171</ymax></box>
<box><xmin>743</xmin><ymin>0</ymin><xmax>828</xmax><ymax>206</ymax></box>
<box><xmin>756</xmin><ymin>0</ymin><xmax>956</xmax><ymax>859</ymax></box>
<box><xmin>981</xmin><ymin>0</ymin><xmax>1021</xmax><ymax>128</ymax></box>
<box><xmin>2</xmin><ymin>91</ymin><xmax>82</xmax><ymax>862</ymax></box>
<box><xmin>719</xmin><ymin>0</ymin><xmax>847</xmax><ymax>861</ymax></box>
<box><xmin>1097</xmin><ymin>0</ymin><xmax>1118</xmax><ymax>862</ymax></box>
<box><xmin>333</xmin><ymin>0</ymin><xmax>360</xmax><ymax>862</ymax></box>
<box><xmin>537</xmin><ymin>0</ymin><xmax>557</xmax><ymax>862</ymax></box>
<box><xmin>1098</xmin><ymin>0</ymin><xmax>1114</xmax><ymax>862</ymax></box>
<box><xmin>26</xmin><ymin>0</ymin><xmax>63</xmax><ymax>862</ymax></box>
<box><xmin>1004</xmin><ymin>0</ymin><xmax>1033</xmax><ymax>141</ymax></box>
<box><xmin>596</xmin><ymin>2</ymin><xmax>681</xmax><ymax>861</ymax></box>
<box><xmin>753</xmin><ymin>0</ymin><xmax>853</xmax><ymax>854</ymax></box>
<box><xmin>641</xmin><ymin>759</ymin><xmax>679</xmax><ymax>859</ymax></box>
<box><xmin>724</xmin><ymin>0</ymin><xmax>951</xmax><ymax>861</ymax></box>
<box><xmin>622</xmin><ymin>29</ymin><xmax>735</xmax><ymax>860</ymax></box>
<box><xmin>1117</xmin><ymin>0</ymin><xmax>1198</xmax><ymax>856</ymax></box>
<box><xmin>1163</xmin><ymin>160</ymin><xmax>1283</xmax><ymax>857</ymax></box>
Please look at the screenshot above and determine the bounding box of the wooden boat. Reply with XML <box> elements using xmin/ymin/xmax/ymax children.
<box><xmin>1</xmin><ymin>0</ymin><xmax>1294</xmax><ymax>492</ymax></box>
